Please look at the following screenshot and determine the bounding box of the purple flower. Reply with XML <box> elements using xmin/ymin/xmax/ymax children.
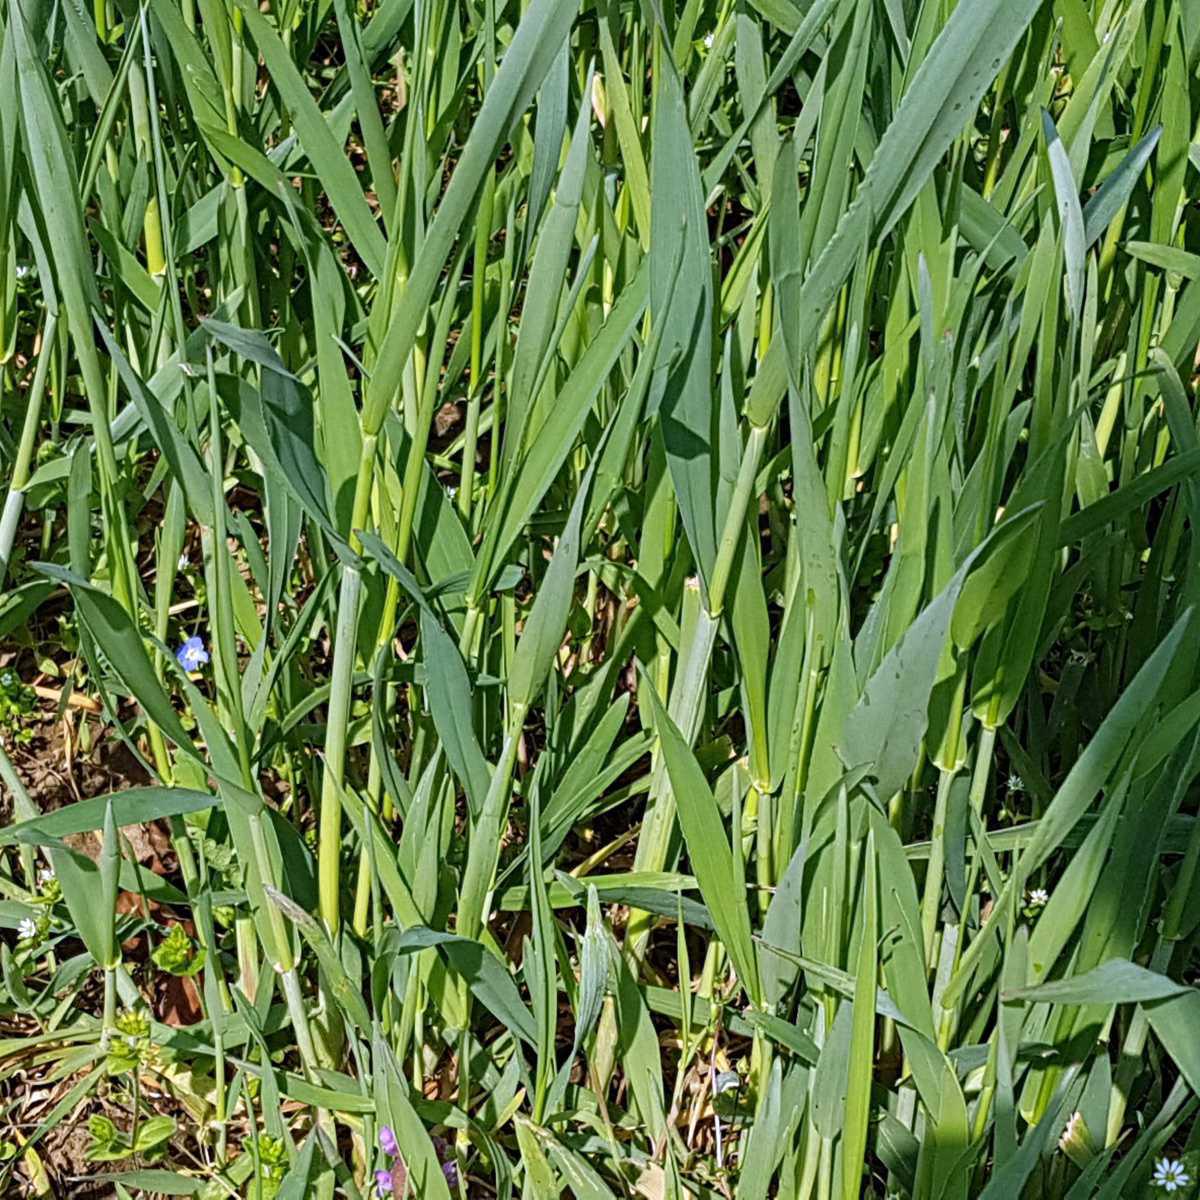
<box><xmin>378</xmin><ymin>1126</ymin><xmax>398</xmax><ymax>1157</ymax></box>
<box><xmin>431</xmin><ymin>1137</ymin><xmax>458</xmax><ymax>1187</ymax></box>
<box><xmin>374</xmin><ymin>1168</ymin><xmax>393</xmax><ymax>1195</ymax></box>
<box><xmin>176</xmin><ymin>636</ymin><xmax>209</xmax><ymax>671</ymax></box>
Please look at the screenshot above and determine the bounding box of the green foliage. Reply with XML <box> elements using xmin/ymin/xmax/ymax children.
<box><xmin>0</xmin><ymin>0</ymin><xmax>1198</xmax><ymax>1195</ymax></box>
<box><xmin>250</xmin><ymin>1134</ymin><xmax>289</xmax><ymax>1199</ymax></box>
<box><xmin>105</xmin><ymin>1008</ymin><xmax>153</xmax><ymax>1076</ymax></box>
<box><xmin>149</xmin><ymin>923</ymin><xmax>205</xmax><ymax>978</ymax></box>
<box><xmin>86</xmin><ymin>1113</ymin><xmax>176</xmax><ymax>1163</ymax></box>
<box><xmin>0</xmin><ymin>669</ymin><xmax>36</xmax><ymax>745</ymax></box>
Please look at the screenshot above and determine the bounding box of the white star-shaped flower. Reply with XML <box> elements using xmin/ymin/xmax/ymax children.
<box><xmin>17</xmin><ymin>918</ymin><xmax>38</xmax><ymax>942</ymax></box>
<box><xmin>1027</xmin><ymin>888</ymin><xmax>1049</xmax><ymax>908</ymax></box>
<box><xmin>1154</xmin><ymin>1158</ymin><xmax>1191</xmax><ymax>1192</ymax></box>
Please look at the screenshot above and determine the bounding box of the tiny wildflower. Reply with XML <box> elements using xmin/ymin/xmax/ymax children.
<box><xmin>14</xmin><ymin>264</ymin><xmax>32</xmax><ymax>281</ymax></box>
<box><xmin>178</xmin><ymin>552</ymin><xmax>190</xmax><ymax>572</ymax></box>
<box><xmin>374</xmin><ymin>1169</ymin><xmax>393</xmax><ymax>1196</ymax></box>
<box><xmin>1027</xmin><ymin>888</ymin><xmax>1049</xmax><ymax>908</ymax></box>
<box><xmin>17</xmin><ymin>917</ymin><xmax>38</xmax><ymax>942</ymax></box>
<box><xmin>1007</xmin><ymin>772</ymin><xmax>1024</xmax><ymax>793</ymax></box>
<box><xmin>431</xmin><ymin>1136</ymin><xmax>458</xmax><ymax>1188</ymax></box>
<box><xmin>703</xmin><ymin>31</ymin><xmax>714</xmax><ymax>48</ymax></box>
<box><xmin>0</xmin><ymin>672</ymin><xmax>12</xmax><ymax>687</ymax></box>
<box><xmin>176</xmin><ymin>636</ymin><xmax>209</xmax><ymax>672</ymax></box>
<box><xmin>1153</xmin><ymin>1158</ymin><xmax>1191</xmax><ymax>1192</ymax></box>
<box><xmin>378</xmin><ymin>1126</ymin><xmax>398</xmax><ymax>1158</ymax></box>
<box><xmin>37</xmin><ymin>866</ymin><xmax>53</xmax><ymax>886</ymax></box>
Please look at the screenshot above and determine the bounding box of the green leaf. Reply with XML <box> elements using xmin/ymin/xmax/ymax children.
<box><xmin>364</xmin><ymin>0</ymin><xmax>582</xmax><ymax>431</ymax></box>
<box><xmin>1145</xmin><ymin>991</ymin><xmax>1200</xmax><ymax>1096</ymax></box>
<box><xmin>395</xmin><ymin>927</ymin><xmax>537</xmax><ymax>1047</ymax></box>
<box><xmin>31</xmin><ymin>564</ymin><xmax>198</xmax><ymax>763</ymax></box>
<box><xmin>234</xmin><ymin>0</ymin><xmax>385</xmax><ymax>277</ymax></box>
<box><xmin>264</xmin><ymin>887</ymin><xmax>372</xmax><ymax>1035</ymax></box>
<box><xmin>650</xmin><ymin>36</ymin><xmax>723</xmax><ymax>591</ymax></box>
<box><xmin>507</xmin><ymin>456</ymin><xmax>596</xmax><ymax>715</ymax></box>
<box><xmin>0</xmin><ymin>788</ymin><xmax>214</xmax><ymax>846</ymax></box>
<box><xmin>1005</xmin><ymin>959</ymin><xmax>1194</xmax><ymax>1006</ymax></box>
<box><xmin>641</xmin><ymin>676</ymin><xmax>762</xmax><ymax>1006</ymax></box>
<box><xmin>1042</xmin><ymin>109</ymin><xmax>1086</xmax><ymax>322</ymax></box>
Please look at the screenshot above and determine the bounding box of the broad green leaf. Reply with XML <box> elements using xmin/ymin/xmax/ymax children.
<box><xmin>1006</xmin><ymin>960</ymin><xmax>1194</xmax><ymax>1006</ymax></box>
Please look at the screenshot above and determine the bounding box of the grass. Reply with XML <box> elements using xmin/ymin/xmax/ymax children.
<box><xmin>0</xmin><ymin>0</ymin><xmax>1199</xmax><ymax>1195</ymax></box>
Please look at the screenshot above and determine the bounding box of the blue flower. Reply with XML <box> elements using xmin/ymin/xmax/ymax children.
<box><xmin>176</xmin><ymin>636</ymin><xmax>210</xmax><ymax>672</ymax></box>
<box><xmin>374</xmin><ymin>1169</ymin><xmax>393</xmax><ymax>1195</ymax></box>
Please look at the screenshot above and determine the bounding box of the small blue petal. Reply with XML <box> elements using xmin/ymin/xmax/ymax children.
<box><xmin>176</xmin><ymin>636</ymin><xmax>210</xmax><ymax>669</ymax></box>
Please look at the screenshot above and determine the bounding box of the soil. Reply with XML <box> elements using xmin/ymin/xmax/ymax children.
<box><xmin>1</xmin><ymin>700</ymin><xmax>149</xmax><ymax>826</ymax></box>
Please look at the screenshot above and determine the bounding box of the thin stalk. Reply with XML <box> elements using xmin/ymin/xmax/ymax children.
<box><xmin>934</xmin><ymin>727</ymin><xmax>996</xmax><ymax>1043</ymax></box>
<box><xmin>279</xmin><ymin>966</ymin><xmax>323</xmax><ymax>1078</ymax></box>
<box><xmin>318</xmin><ymin>565</ymin><xmax>363</xmax><ymax>935</ymax></box>
<box><xmin>125</xmin><ymin>57</ymin><xmax>165</xmax><ymax>277</ymax></box>
<box><xmin>1106</xmin><ymin>937</ymin><xmax>1173</xmax><ymax>1143</ymax></box>
<box><xmin>919</xmin><ymin>768</ymin><xmax>956</xmax><ymax>970</ymax></box>
<box><xmin>706</xmin><ymin>422</ymin><xmax>769</xmax><ymax>618</ymax></box>
<box><xmin>459</xmin><ymin>169</ymin><xmax>495</xmax><ymax>522</ymax></box>
<box><xmin>1163</xmin><ymin>799</ymin><xmax>1200</xmax><ymax>939</ymax></box>
<box><xmin>101</xmin><ymin>967</ymin><xmax>117</xmax><ymax>1047</ymax></box>
<box><xmin>0</xmin><ymin>739</ymin><xmax>39</xmax><ymax>887</ymax></box>
<box><xmin>457</xmin><ymin>709</ymin><xmax>526</xmax><ymax>941</ymax></box>
<box><xmin>346</xmin><ymin>256</ymin><xmax>450</xmax><ymax>917</ymax></box>
<box><xmin>0</xmin><ymin>312</ymin><xmax>57</xmax><ymax>591</ymax></box>
<box><xmin>626</xmin><ymin>580</ymin><xmax>719</xmax><ymax>959</ymax></box>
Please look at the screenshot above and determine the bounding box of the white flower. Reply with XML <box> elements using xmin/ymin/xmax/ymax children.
<box><xmin>178</xmin><ymin>552</ymin><xmax>190</xmax><ymax>572</ymax></box>
<box><xmin>0</xmin><ymin>671</ymin><xmax>12</xmax><ymax>687</ymax></box>
<box><xmin>703</xmin><ymin>32</ymin><xmax>714</xmax><ymax>48</ymax></box>
<box><xmin>1027</xmin><ymin>888</ymin><xmax>1049</xmax><ymax>908</ymax></box>
<box><xmin>1007</xmin><ymin>772</ymin><xmax>1024</xmax><ymax>793</ymax></box>
<box><xmin>37</xmin><ymin>866</ymin><xmax>53</xmax><ymax>886</ymax></box>
<box><xmin>17</xmin><ymin>918</ymin><xmax>38</xmax><ymax>942</ymax></box>
<box><xmin>14</xmin><ymin>264</ymin><xmax>32</xmax><ymax>280</ymax></box>
<box><xmin>1153</xmin><ymin>1158</ymin><xmax>1191</xmax><ymax>1192</ymax></box>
